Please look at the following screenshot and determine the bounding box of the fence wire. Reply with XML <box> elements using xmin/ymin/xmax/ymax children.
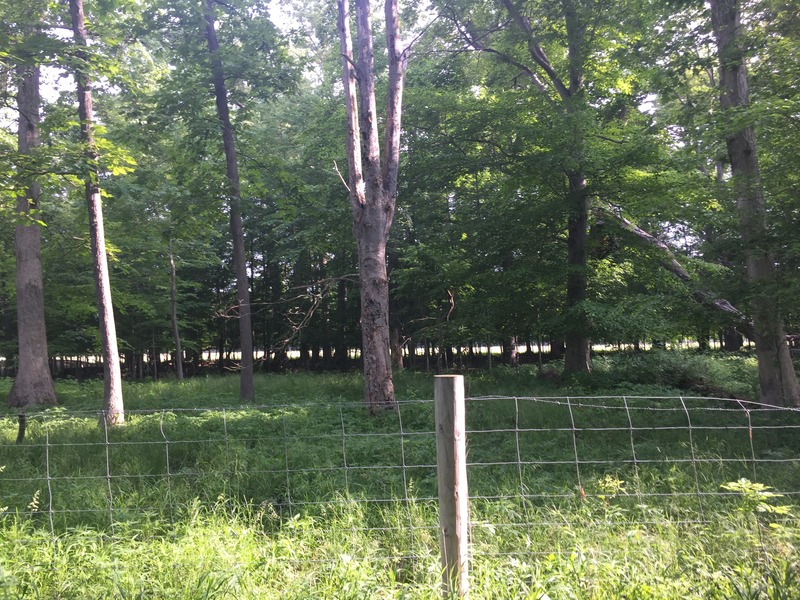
<box><xmin>2</xmin><ymin>395</ymin><xmax>799</xmax><ymax>584</ymax></box>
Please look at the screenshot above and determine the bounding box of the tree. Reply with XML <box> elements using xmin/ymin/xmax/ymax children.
<box><xmin>112</xmin><ymin>0</ymin><xmax>299</xmax><ymax>384</ymax></box>
<box><xmin>753</xmin><ymin>0</ymin><xmax>800</xmax><ymax>337</ymax></box>
<box><xmin>709</xmin><ymin>0</ymin><xmax>800</xmax><ymax>406</ymax></box>
<box><xmin>204</xmin><ymin>0</ymin><xmax>254</xmax><ymax>401</ymax></box>
<box><xmin>337</xmin><ymin>0</ymin><xmax>408</xmax><ymax>411</ymax></box>
<box><xmin>432</xmin><ymin>0</ymin><xmax>659</xmax><ymax>373</ymax></box>
<box><xmin>7</xmin><ymin>49</ymin><xmax>58</xmax><ymax>408</ymax></box>
<box><xmin>69</xmin><ymin>0</ymin><xmax>125</xmax><ymax>425</ymax></box>
<box><xmin>167</xmin><ymin>239</ymin><xmax>184</xmax><ymax>379</ymax></box>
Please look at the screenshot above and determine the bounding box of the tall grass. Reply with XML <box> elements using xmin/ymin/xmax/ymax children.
<box><xmin>0</xmin><ymin>352</ymin><xmax>798</xmax><ymax>598</ymax></box>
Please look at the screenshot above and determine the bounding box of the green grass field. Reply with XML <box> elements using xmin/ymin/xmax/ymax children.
<box><xmin>1</xmin><ymin>356</ymin><xmax>799</xmax><ymax>599</ymax></box>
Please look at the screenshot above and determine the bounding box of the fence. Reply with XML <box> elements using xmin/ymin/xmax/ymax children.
<box><xmin>1</xmin><ymin>379</ymin><xmax>799</xmax><ymax>598</ymax></box>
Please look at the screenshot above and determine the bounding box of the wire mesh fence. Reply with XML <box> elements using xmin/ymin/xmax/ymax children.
<box><xmin>2</xmin><ymin>393</ymin><xmax>799</xmax><ymax>596</ymax></box>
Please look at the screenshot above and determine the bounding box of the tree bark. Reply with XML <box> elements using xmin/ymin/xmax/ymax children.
<box><xmin>357</xmin><ymin>232</ymin><xmax>395</xmax><ymax>409</ymax></box>
<box><xmin>337</xmin><ymin>0</ymin><xmax>408</xmax><ymax>412</ymax></box>
<box><xmin>69</xmin><ymin>0</ymin><xmax>125</xmax><ymax>426</ymax></box>
<box><xmin>561</xmin><ymin>0</ymin><xmax>591</xmax><ymax>373</ymax></box>
<box><xmin>564</xmin><ymin>171</ymin><xmax>591</xmax><ymax>372</ymax></box>
<box><xmin>7</xmin><ymin>61</ymin><xmax>58</xmax><ymax>409</ymax></box>
<box><xmin>710</xmin><ymin>0</ymin><xmax>800</xmax><ymax>406</ymax></box>
<box><xmin>168</xmin><ymin>239</ymin><xmax>184</xmax><ymax>380</ymax></box>
<box><xmin>204</xmin><ymin>0</ymin><xmax>255</xmax><ymax>401</ymax></box>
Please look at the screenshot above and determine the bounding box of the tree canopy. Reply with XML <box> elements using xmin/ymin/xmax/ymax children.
<box><xmin>2</xmin><ymin>0</ymin><xmax>799</xmax><ymax>406</ymax></box>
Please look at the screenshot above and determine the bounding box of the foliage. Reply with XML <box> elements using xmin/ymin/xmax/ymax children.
<box><xmin>568</xmin><ymin>349</ymin><xmax>760</xmax><ymax>398</ymax></box>
<box><xmin>0</xmin><ymin>465</ymin><xmax>5</xmax><ymax>514</ymax></box>
<box><xmin>1</xmin><ymin>0</ymin><xmax>800</xmax><ymax>405</ymax></box>
<box><xmin>721</xmin><ymin>479</ymin><xmax>792</xmax><ymax>519</ymax></box>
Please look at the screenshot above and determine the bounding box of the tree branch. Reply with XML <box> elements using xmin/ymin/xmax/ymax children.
<box><xmin>333</xmin><ymin>160</ymin><xmax>350</xmax><ymax>192</ymax></box>
<box><xmin>500</xmin><ymin>0</ymin><xmax>571</xmax><ymax>102</ymax></box>
<box><xmin>446</xmin><ymin>8</ymin><xmax>558</xmax><ymax>109</ymax></box>
<box><xmin>600</xmin><ymin>204</ymin><xmax>757</xmax><ymax>340</ymax></box>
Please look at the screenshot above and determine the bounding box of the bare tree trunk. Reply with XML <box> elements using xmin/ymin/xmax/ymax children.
<box><xmin>357</xmin><ymin>232</ymin><xmax>394</xmax><ymax>409</ymax></box>
<box><xmin>168</xmin><ymin>239</ymin><xmax>184</xmax><ymax>380</ymax></box>
<box><xmin>7</xmin><ymin>61</ymin><xmax>57</xmax><ymax>409</ymax></box>
<box><xmin>337</xmin><ymin>0</ymin><xmax>408</xmax><ymax>412</ymax></box>
<box><xmin>710</xmin><ymin>0</ymin><xmax>800</xmax><ymax>406</ymax></box>
<box><xmin>204</xmin><ymin>0</ymin><xmax>254</xmax><ymax>401</ymax></box>
<box><xmin>69</xmin><ymin>0</ymin><xmax>124</xmax><ymax>426</ymax></box>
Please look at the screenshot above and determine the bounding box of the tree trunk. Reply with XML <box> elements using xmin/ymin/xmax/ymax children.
<box><xmin>390</xmin><ymin>325</ymin><xmax>404</xmax><ymax>370</ymax></box>
<box><xmin>337</xmin><ymin>0</ymin><xmax>408</xmax><ymax>412</ymax></box>
<box><xmin>216</xmin><ymin>288</ymin><xmax>226</xmax><ymax>374</ymax></box>
<box><xmin>502</xmin><ymin>336</ymin><xmax>519</xmax><ymax>367</ymax></box>
<box><xmin>335</xmin><ymin>279</ymin><xmax>349</xmax><ymax>370</ymax></box>
<box><xmin>537</xmin><ymin>335</ymin><xmax>544</xmax><ymax>373</ymax></box>
<box><xmin>69</xmin><ymin>0</ymin><xmax>124</xmax><ymax>426</ymax></box>
<box><xmin>168</xmin><ymin>239</ymin><xmax>184</xmax><ymax>380</ymax></box>
<box><xmin>356</xmin><ymin>229</ymin><xmax>395</xmax><ymax>411</ymax></box>
<box><xmin>204</xmin><ymin>0</ymin><xmax>254</xmax><ymax>402</ymax></box>
<box><xmin>549</xmin><ymin>337</ymin><xmax>565</xmax><ymax>361</ymax></box>
<box><xmin>710</xmin><ymin>0</ymin><xmax>800</xmax><ymax>406</ymax></box>
<box><xmin>151</xmin><ymin>340</ymin><xmax>158</xmax><ymax>381</ymax></box>
<box><xmin>697</xmin><ymin>327</ymin><xmax>710</xmax><ymax>351</ymax></box>
<box><xmin>722</xmin><ymin>327</ymin><xmax>743</xmax><ymax>352</ymax></box>
<box><xmin>7</xmin><ymin>61</ymin><xmax>58</xmax><ymax>409</ymax></box>
<box><xmin>388</xmin><ymin>247</ymin><xmax>404</xmax><ymax>370</ymax></box>
<box><xmin>264</xmin><ymin>256</ymin><xmax>282</xmax><ymax>371</ymax></box>
<box><xmin>562</xmin><ymin>0</ymin><xmax>590</xmax><ymax>372</ymax></box>
<box><xmin>299</xmin><ymin>340</ymin><xmax>310</xmax><ymax>368</ymax></box>
<box><xmin>564</xmin><ymin>171</ymin><xmax>591</xmax><ymax>372</ymax></box>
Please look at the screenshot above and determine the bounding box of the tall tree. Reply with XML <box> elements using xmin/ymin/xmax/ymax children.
<box><xmin>709</xmin><ymin>0</ymin><xmax>800</xmax><ymax>406</ymax></box>
<box><xmin>69</xmin><ymin>0</ymin><xmax>125</xmax><ymax>425</ymax></box>
<box><xmin>7</xmin><ymin>56</ymin><xmax>58</xmax><ymax>408</ymax></box>
<box><xmin>337</xmin><ymin>0</ymin><xmax>408</xmax><ymax>411</ymax></box>
<box><xmin>168</xmin><ymin>238</ymin><xmax>185</xmax><ymax>380</ymax></box>
<box><xmin>459</xmin><ymin>0</ymin><xmax>654</xmax><ymax>367</ymax></box>
<box><xmin>203</xmin><ymin>0</ymin><xmax>254</xmax><ymax>401</ymax></box>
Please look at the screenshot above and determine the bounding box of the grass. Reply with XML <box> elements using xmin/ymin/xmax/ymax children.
<box><xmin>0</xmin><ymin>351</ymin><xmax>799</xmax><ymax>598</ymax></box>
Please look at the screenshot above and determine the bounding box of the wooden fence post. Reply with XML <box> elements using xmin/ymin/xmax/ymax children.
<box><xmin>435</xmin><ymin>375</ymin><xmax>469</xmax><ymax>598</ymax></box>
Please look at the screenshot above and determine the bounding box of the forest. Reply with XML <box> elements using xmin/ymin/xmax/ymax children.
<box><xmin>2</xmin><ymin>0</ymin><xmax>800</xmax><ymax>413</ymax></box>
